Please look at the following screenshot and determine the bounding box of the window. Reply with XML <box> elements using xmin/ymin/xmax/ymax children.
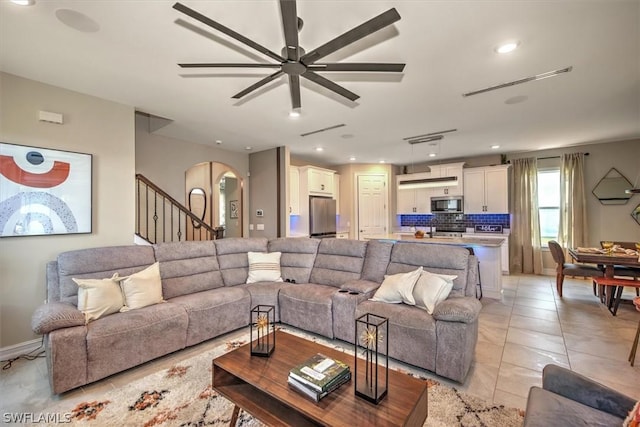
<box><xmin>538</xmin><ymin>169</ymin><xmax>560</xmax><ymax>246</ymax></box>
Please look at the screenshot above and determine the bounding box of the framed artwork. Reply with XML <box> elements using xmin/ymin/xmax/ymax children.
<box><xmin>229</xmin><ymin>200</ymin><xmax>239</xmax><ymax>219</ymax></box>
<box><xmin>0</xmin><ymin>142</ymin><xmax>92</xmax><ymax>237</ymax></box>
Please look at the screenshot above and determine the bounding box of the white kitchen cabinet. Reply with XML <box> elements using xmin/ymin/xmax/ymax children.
<box><xmin>302</xmin><ymin>166</ymin><xmax>334</xmax><ymax>196</ymax></box>
<box><xmin>289</xmin><ymin>166</ymin><xmax>300</xmax><ymax>215</ymax></box>
<box><xmin>463</xmin><ymin>165</ymin><xmax>510</xmax><ymax>214</ymax></box>
<box><xmin>396</xmin><ymin>173</ymin><xmax>431</xmax><ymax>214</ymax></box>
<box><xmin>427</xmin><ymin>162</ymin><xmax>464</xmax><ymax>196</ymax></box>
<box><xmin>463</xmin><ymin>233</ymin><xmax>510</xmax><ymax>275</ymax></box>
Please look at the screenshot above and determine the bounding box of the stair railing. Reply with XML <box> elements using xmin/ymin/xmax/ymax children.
<box><xmin>135</xmin><ymin>174</ymin><xmax>217</xmax><ymax>244</ymax></box>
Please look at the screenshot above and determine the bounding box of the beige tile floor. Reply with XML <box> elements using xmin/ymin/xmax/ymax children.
<box><xmin>1</xmin><ymin>274</ymin><xmax>640</xmax><ymax>417</ymax></box>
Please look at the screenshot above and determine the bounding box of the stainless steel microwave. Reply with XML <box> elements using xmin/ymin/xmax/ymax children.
<box><xmin>431</xmin><ymin>196</ymin><xmax>464</xmax><ymax>213</ymax></box>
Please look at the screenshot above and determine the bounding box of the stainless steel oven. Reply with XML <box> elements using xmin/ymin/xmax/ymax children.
<box><xmin>431</xmin><ymin>196</ymin><xmax>463</xmax><ymax>213</ymax></box>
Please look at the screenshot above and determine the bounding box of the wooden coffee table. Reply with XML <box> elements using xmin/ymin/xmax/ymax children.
<box><xmin>212</xmin><ymin>330</ymin><xmax>428</xmax><ymax>426</ymax></box>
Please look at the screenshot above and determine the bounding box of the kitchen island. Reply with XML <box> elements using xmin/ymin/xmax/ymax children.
<box><xmin>365</xmin><ymin>234</ymin><xmax>505</xmax><ymax>299</ymax></box>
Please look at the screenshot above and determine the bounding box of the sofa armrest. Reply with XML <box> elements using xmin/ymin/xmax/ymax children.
<box><xmin>432</xmin><ymin>296</ymin><xmax>481</xmax><ymax>323</ymax></box>
<box><xmin>32</xmin><ymin>302</ymin><xmax>85</xmax><ymax>334</ymax></box>
<box><xmin>340</xmin><ymin>280</ymin><xmax>381</xmax><ymax>295</ymax></box>
<box><xmin>542</xmin><ymin>364</ymin><xmax>635</xmax><ymax>419</ymax></box>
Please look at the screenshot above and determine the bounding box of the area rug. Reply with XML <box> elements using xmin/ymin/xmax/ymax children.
<box><xmin>38</xmin><ymin>328</ymin><xmax>524</xmax><ymax>427</ymax></box>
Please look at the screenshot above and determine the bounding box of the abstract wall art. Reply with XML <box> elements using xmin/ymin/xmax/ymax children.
<box><xmin>0</xmin><ymin>143</ymin><xmax>92</xmax><ymax>237</ymax></box>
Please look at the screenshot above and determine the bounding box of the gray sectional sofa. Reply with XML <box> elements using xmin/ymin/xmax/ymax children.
<box><xmin>31</xmin><ymin>237</ymin><xmax>481</xmax><ymax>394</ymax></box>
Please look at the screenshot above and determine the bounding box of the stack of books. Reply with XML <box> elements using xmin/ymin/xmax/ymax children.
<box><xmin>288</xmin><ymin>353</ymin><xmax>351</xmax><ymax>402</ymax></box>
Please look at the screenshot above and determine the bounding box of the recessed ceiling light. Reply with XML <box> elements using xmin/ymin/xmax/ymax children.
<box><xmin>495</xmin><ymin>41</ymin><xmax>519</xmax><ymax>54</ymax></box>
<box><xmin>491</xmin><ymin>145</ymin><xmax>500</xmax><ymax>149</ymax></box>
<box><xmin>215</xmin><ymin>140</ymin><xmax>222</xmax><ymax>144</ymax></box>
<box><xmin>428</xmin><ymin>153</ymin><xmax>437</xmax><ymax>158</ymax></box>
<box><xmin>289</xmin><ymin>110</ymin><xmax>300</xmax><ymax>118</ymax></box>
<box><xmin>245</xmin><ymin>146</ymin><xmax>252</xmax><ymax>150</ymax></box>
<box><xmin>505</xmin><ymin>95</ymin><xmax>528</xmax><ymax>105</ymax></box>
<box><xmin>379</xmin><ymin>160</ymin><xmax>385</xmax><ymax>164</ymax></box>
<box><xmin>349</xmin><ymin>156</ymin><xmax>356</xmax><ymax>161</ymax></box>
<box><xmin>11</xmin><ymin>0</ymin><xmax>35</xmax><ymax>5</ymax></box>
<box><xmin>55</xmin><ymin>9</ymin><xmax>100</xmax><ymax>32</ymax></box>
<box><xmin>315</xmin><ymin>147</ymin><xmax>324</xmax><ymax>152</ymax></box>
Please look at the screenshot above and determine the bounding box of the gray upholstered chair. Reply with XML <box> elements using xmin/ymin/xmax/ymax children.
<box><xmin>524</xmin><ymin>364</ymin><xmax>636</xmax><ymax>426</ymax></box>
<box><xmin>548</xmin><ymin>240</ymin><xmax>603</xmax><ymax>297</ymax></box>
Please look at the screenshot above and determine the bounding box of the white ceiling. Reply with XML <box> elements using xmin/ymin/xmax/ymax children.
<box><xmin>1</xmin><ymin>0</ymin><xmax>639</xmax><ymax>166</ymax></box>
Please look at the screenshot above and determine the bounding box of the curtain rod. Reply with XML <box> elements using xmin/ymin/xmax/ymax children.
<box><xmin>538</xmin><ymin>152</ymin><xmax>589</xmax><ymax>160</ymax></box>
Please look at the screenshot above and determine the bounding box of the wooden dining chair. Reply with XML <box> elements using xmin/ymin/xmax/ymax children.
<box><xmin>548</xmin><ymin>240</ymin><xmax>604</xmax><ymax>297</ymax></box>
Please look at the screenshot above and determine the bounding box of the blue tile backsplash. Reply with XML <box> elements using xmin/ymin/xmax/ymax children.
<box><xmin>400</xmin><ymin>213</ymin><xmax>510</xmax><ymax>230</ymax></box>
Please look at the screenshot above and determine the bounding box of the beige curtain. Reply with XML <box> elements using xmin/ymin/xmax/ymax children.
<box><xmin>510</xmin><ymin>157</ymin><xmax>543</xmax><ymax>274</ymax></box>
<box><xmin>558</xmin><ymin>152</ymin><xmax>588</xmax><ymax>250</ymax></box>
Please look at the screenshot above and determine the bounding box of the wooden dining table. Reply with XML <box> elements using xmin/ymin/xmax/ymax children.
<box><xmin>569</xmin><ymin>248</ymin><xmax>640</xmax><ymax>313</ymax></box>
<box><xmin>568</xmin><ymin>248</ymin><xmax>640</xmax><ymax>278</ymax></box>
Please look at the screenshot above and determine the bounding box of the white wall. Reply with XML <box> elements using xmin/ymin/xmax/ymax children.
<box><xmin>135</xmin><ymin>113</ymin><xmax>250</xmax><ymax>236</ymax></box>
<box><xmin>0</xmin><ymin>73</ymin><xmax>135</xmax><ymax>347</ymax></box>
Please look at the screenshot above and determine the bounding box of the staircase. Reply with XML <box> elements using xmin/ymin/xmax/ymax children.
<box><xmin>135</xmin><ymin>174</ymin><xmax>219</xmax><ymax>244</ymax></box>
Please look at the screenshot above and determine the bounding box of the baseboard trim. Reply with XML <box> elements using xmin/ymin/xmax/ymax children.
<box><xmin>0</xmin><ymin>338</ymin><xmax>43</xmax><ymax>361</ymax></box>
<box><xmin>543</xmin><ymin>268</ymin><xmax>555</xmax><ymax>276</ymax></box>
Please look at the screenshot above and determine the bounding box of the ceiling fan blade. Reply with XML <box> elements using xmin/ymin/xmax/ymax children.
<box><xmin>301</xmin><ymin>8</ymin><xmax>401</xmax><ymax>65</ymax></box>
<box><xmin>179</xmin><ymin>63</ymin><xmax>281</xmax><ymax>68</ymax></box>
<box><xmin>308</xmin><ymin>63</ymin><xmax>405</xmax><ymax>72</ymax></box>
<box><xmin>279</xmin><ymin>0</ymin><xmax>299</xmax><ymax>61</ymax></box>
<box><xmin>289</xmin><ymin>75</ymin><xmax>301</xmax><ymax>109</ymax></box>
<box><xmin>232</xmin><ymin>70</ymin><xmax>284</xmax><ymax>99</ymax></box>
<box><xmin>302</xmin><ymin>71</ymin><xmax>359</xmax><ymax>101</ymax></box>
<box><xmin>173</xmin><ymin>2</ymin><xmax>285</xmax><ymax>63</ymax></box>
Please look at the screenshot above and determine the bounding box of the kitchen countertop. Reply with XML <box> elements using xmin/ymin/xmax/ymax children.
<box><xmin>365</xmin><ymin>234</ymin><xmax>505</xmax><ymax>248</ymax></box>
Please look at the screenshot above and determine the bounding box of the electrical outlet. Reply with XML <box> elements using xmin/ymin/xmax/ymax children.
<box><xmin>249</xmin><ymin>224</ymin><xmax>254</xmax><ymax>230</ymax></box>
<box><xmin>256</xmin><ymin>209</ymin><xmax>264</xmax><ymax>217</ymax></box>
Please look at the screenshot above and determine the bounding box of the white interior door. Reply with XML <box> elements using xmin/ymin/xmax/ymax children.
<box><xmin>357</xmin><ymin>174</ymin><xmax>388</xmax><ymax>240</ymax></box>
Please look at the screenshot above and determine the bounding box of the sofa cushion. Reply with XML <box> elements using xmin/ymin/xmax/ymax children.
<box><xmin>169</xmin><ymin>287</ymin><xmax>250</xmax><ymax>346</ymax></box>
<box><xmin>309</xmin><ymin>239</ymin><xmax>368</xmax><ymax>287</ymax></box>
<box><xmin>268</xmin><ymin>238</ymin><xmax>320</xmax><ymax>284</ymax></box>
<box><xmin>215</xmin><ymin>238</ymin><xmax>269</xmax><ymax>286</ymax></box>
<box><xmin>279</xmin><ymin>284</ymin><xmax>337</xmax><ymax>338</ymax></box>
<box><xmin>236</xmin><ymin>282</ymin><xmax>295</xmax><ymax>322</ymax></box>
<box><xmin>386</xmin><ymin>243</ymin><xmax>469</xmax><ymax>297</ymax></box>
<box><xmin>118</xmin><ymin>262</ymin><xmax>165</xmax><ymax>311</ymax></box>
<box><xmin>57</xmin><ymin>245</ymin><xmax>156</xmax><ymax>305</ymax></box>
<box><xmin>370</xmin><ymin>267</ymin><xmax>422</xmax><ymax>305</ymax></box>
<box><xmin>355</xmin><ymin>300</ymin><xmax>437</xmax><ymax>371</ymax></box>
<box><xmin>85</xmin><ymin>302</ymin><xmax>188</xmax><ymax>383</ymax></box>
<box><xmin>73</xmin><ymin>274</ymin><xmax>124</xmax><ymax>322</ymax></box>
<box><xmin>361</xmin><ymin>240</ymin><xmax>394</xmax><ymax>283</ymax></box>
<box><xmin>153</xmin><ymin>241</ymin><xmax>222</xmax><ymax>299</ymax></box>
<box><xmin>247</xmin><ymin>251</ymin><xmax>283</xmax><ymax>283</ymax></box>
<box><xmin>524</xmin><ymin>387</ymin><xmax>624</xmax><ymax>427</ymax></box>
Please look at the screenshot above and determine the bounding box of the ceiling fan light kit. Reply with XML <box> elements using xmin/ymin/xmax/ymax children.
<box><xmin>173</xmin><ymin>1</ymin><xmax>406</xmax><ymax>109</ymax></box>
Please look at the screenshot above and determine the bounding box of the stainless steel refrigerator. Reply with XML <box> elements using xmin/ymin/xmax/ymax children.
<box><xmin>309</xmin><ymin>196</ymin><xmax>337</xmax><ymax>238</ymax></box>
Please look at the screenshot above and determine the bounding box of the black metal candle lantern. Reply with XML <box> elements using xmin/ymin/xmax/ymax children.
<box><xmin>354</xmin><ymin>313</ymin><xmax>388</xmax><ymax>404</ymax></box>
<box><xmin>250</xmin><ymin>305</ymin><xmax>275</xmax><ymax>357</ymax></box>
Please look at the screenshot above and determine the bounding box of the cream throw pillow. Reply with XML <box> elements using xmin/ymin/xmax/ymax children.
<box><xmin>370</xmin><ymin>267</ymin><xmax>423</xmax><ymax>305</ymax></box>
<box><xmin>413</xmin><ymin>271</ymin><xmax>454</xmax><ymax>314</ymax></box>
<box><xmin>118</xmin><ymin>262</ymin><xmax>165</xmax><ymax>312</ymax></box>
<box><xmin>246</xmin><ymin>252</ymin><xmax>283</xmax><ymax>283</ymax></box>
<box><xmin>73</xmin><ymin>274</ymin><xmax>124</xmax><ymax>323</ymax></box>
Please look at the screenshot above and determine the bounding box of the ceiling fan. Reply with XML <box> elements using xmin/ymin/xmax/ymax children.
<box><xmin>173</xmin><ymin>1</ymin><xmax>405</xmax><ymax>109</ymax></box>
